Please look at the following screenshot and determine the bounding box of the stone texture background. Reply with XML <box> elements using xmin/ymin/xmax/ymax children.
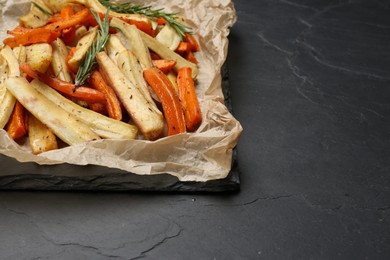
<box><xmin>0</xmin><ymin>0</ymin><xmax>389</xmax><ymax>259</ymax></box>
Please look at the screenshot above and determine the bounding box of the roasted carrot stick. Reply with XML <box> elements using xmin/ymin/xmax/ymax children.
<box><xmin>88</xmin><ymin>70</ymin><xmax>122</xmax><ymax>120</ymax></box>
<box><xmin>174</xmin><ymin>40</ymin><xmax>198</xmax><ymax>64</ymax></box>
<box><xmin>3</xmin><ymin>28</ymin><xmax>60</xmax><ymax>48</ymax></box>
<box><xmin>80</xmin><ymin>12</ymin><xmax>103</xmax><ymax>27</ymax></box>
<box><xmin>6</xmin><ymin>8</ymin><xmax>90</xmax><ymax>45</ymax></box>
<box><xmin>4</xmin><ymin>8</ymin><xmax>89</xmax><ymax>46</ymax></box>
<box><xmin>184</xmin><ymin>33</ymin><xmax>200</xmax><ymax>52</ymax></box>
<box><xmin>20</xmin><ymin>64</ymin><xmax>106</xmax><ymax>104</ymax></box>
<box><xmin>61</xmin><ymin>6</ymin><xmax>74</xmax><ymax>19</ymax></box>
<box><xmin>157</xmin><ymin>17</ymin><xmax>166</xmax><ymax>25</ymax></box>
<box><xmin>89</xmin><ymin>102</ymin><xmax>107</xmax><ymax>115</ymax></box>
<box><xmin>185</xmin><ymin>51</ymin><xmax>198</xmax><ymax>64</ymax></box>
<box><xmin>143</xmin><ymin>68</ymin><xmax>186</xmax><ymax>136</ymax></box>
<box><xmin>44</xmin><ymin>8</ymin><xmax>90</xmax><ymax>32</ymax></box>
<box><xmin>88</xmin><ymin>16</ymin><xmax>151</xmax><ymax>35</ymax></box>
<box><xmin>177</xmin><ymin>67</ymin><xmax>202</xmax><ymax>131</ymax></box>
<box><xmin>6</xmin><ymin>101</ymin><xmax>27</xmax><ymax>140</ymax></box>
<box><xmin>61</xmin><ymin>6</ymin><xmax>76</xmax><ymax>45</ymax></box>
<box><xmin>125</xmin><ymin>19</ymin><xmax>156</xmax><ymax>37</ymax></box>
<box><xmin>150</xmin><ymin>51</ymin><xmax>161</xmax><ymax>60</ymax></box>
<box><xmin>79</xmin><ymin>12</ymin><xmax>153</xmax><ymax>35</ymax></box>
<box><xmin>42</xmin><ymin>78</ymin><xmax>106</xmax><ymax>104</ymax></box>
<box><xmin>176</xmin><ymin>42</ymin><xmax>191</xmax><ymax>54</ymax></box>
<box><xmin>152</xmin><ymin>59</ymin><xmax>177</xmax><ymax>74</ymax></box>
<box><xmin>47</xmin><ymin>12</ymin><xmax>62</xmax><ymax>24</ymax></box>
<box><xmin>7</xmin><ymin>26</ymin><xmax>33</xmax><ymax>36</ymax></box>
<box><xmin>79</xmin><ymin>12</ymin><xmax>117</xmax><ymax>33</ymax></box>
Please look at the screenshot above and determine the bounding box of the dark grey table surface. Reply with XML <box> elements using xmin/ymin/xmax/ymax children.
<box><xmin>1</xmin><ymin>0</ymin><xmax>390</xmax><ymax>259</ymax></box>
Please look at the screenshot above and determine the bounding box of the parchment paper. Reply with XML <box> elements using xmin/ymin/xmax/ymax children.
<box><xmin>0</xmin><ymin>0</ymin><xmax>242</xmax><ymax>182</ymax></box>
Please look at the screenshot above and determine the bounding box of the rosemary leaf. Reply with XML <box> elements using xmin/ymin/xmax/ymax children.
<box><xmin>75</xmin><ymin>9</ymin><xmax>110</xmax><ymax>86</ymax></box>
<box><xmin>32</xmin><ymin>1</ymin><xmax>52</xmax><ymax>16</ymax></box>
<box><xmin>98</xmin><ymin>0</ymin><xmax>192</xmax><ymax>38</ymax></box>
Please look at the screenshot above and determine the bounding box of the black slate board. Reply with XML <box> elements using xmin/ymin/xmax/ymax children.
<box><xmin>0</xmin><ymin>65</ymin><xmax>240</xmax><ymax>192</ymax></box>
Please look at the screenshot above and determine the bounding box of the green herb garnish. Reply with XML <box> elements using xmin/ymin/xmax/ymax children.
<box><xmin>98</xmin><ymin>0</ymin><xmax>192</xmax><ymax>38</ymax></box>
<box><xmin>75</xmin><ymin>9</ymin><xmax>110</xmax><ymax>86</ymax></box>
<box><xmin>32</xmin><ymin>1</ymin><xmax>52</xmax><ymax>16</ymax></box>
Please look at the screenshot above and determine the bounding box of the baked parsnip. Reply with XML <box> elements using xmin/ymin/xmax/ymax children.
<box><xmin>155</xmin><ymin>23</ymin><xmax>181</xmax><ymax>51</ymax></box>
<box><xmin>116</xmin><ymin>50</ymin><xmax>157</xmax><ymax>107</ymax></box>
<box><xmin>12</xmin><ymin>46</ymin><xmax>27</xmax><ymax>65</ymax></box>
<box><xmin>28</xmin><ymin>114</ymin><xmax>58</xmax><ymax>154</ymax></box>
<box><xmin>51</xmin><ymin>38</ymin><xmax>72</xmax><ymax>82</ymax></box>
<box><xmin>67</xmin><ymin>27</ymin><xmax>97</xmax><ymax>71</ymax></box>
<box><xmin>30</xmin><ymin>79</ymin><xmax>138</xmax><ymax>140</ymax></box>
<box><xmin>96</xmin><ymin>51</ymin><xmax>164</xmax><ymax>140</ymax></box>
<box><xmin>5</xmin><ymin>77</ymin><xmax>101</xmax><ymax>145</ymax></box>
<box><xmin>26</xmin><ymin>43</ymin><xmax>53</xmax><ymax>73</ymax></box>
<box><xmin>110</xmin><ymin>18</ymin><xmax>153</xmax><ymax>70</ymax></box>
<box><xmin>140</xmin><ymin>31</ymin><xmax>199</xmax><ymax>78</ymax></box>
<box><xmin>0</xmin><ymin>46</ymin><xmax>18</xmax><ymax>129</ymax></box>
<box><xmin>107</xmin><ymin>35</ymin><xmax>157</xmax><ymax>105</ymax></box>
<box><xmin>19</xmin><ymin>0</ymin><xmax>53</xmax><ymax>28</ymax></box>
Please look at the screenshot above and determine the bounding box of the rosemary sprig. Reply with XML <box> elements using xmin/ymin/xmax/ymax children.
<box><xmin>98</xmin><ymin>0</ymin><xmax>192</xmax><ymax>38</ymax></box>
<box><xmin>75</xmin><ymin>9</ymin><xmax>110</xmax><ymax>86</ymax></box>
<box><xmin>32</xmin><ymin>1</ymin><xmax>52</xmax><ymax>16</ymax></box>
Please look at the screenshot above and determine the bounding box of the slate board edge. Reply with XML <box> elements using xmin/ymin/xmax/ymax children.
<box><xmin>0</xmin><ymin>64</ymin><xmax>240</xmax><ymax>192</ymax></box>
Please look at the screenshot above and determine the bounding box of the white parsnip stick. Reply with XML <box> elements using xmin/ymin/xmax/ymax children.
<box><xmin>5</xmin><ymin>77</ymin><xmax>101</xmax><ymax>145</ymax></box>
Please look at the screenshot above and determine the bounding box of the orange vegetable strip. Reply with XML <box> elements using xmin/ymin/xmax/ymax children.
<box><xmin>150</xmin><ymin>51</ymin><xmax>161</xmax><ymax>60</ymax></box>
<box><xmin>176</xmin><ymin>42</ymin><xmax>191</xmax><ymax>53</ymax></box>
<box><xmin>20</xmin><ymin>63</ymin><xmax>39</xmax><ymax>81</ymax></box>
<box><xmin>6</xmin><ymin>101</ymin><xmax>27</xmax><ymax>140</ymax></box>
<box><xmin>89</xmin><ymin>103</ymin><xmax>107</xmax><ymax>115</ymax></box>
<box><xmin>88</xmin><ymin>70</ymin><xmax>122</xmax><ymax>121</ymax></box>
<box><xmin>61</xmin><ymin>6</ymin><xmax>76</xmax><ymax>45</ymax></box>
<box><xmin>7</xmin><ymin>26</ymin><xmax>33</xmax><ymax>36</ymax></box>
<box><xmin>143</xmin><ymin>68</ymin><xmax>186</xmax><ymax>136</ymax></box>
<box><xmin>61</xmin><ymin>6</ymin><xmax>74</xmax><ymax>18</ymax></box>
<box><xmin>6</xmin><ymin>8</ymin><xmax>88</xmax><ymax>39</ymax></box>
<box><xmin>185</xmin><ymin>51</ymin><xmax>198</xmax><ymax>64</ymax></box>
<box><xmin>20</xmin><ymin>64</ymin><xmax>106</xmax><ymax>104</ymax></box>
<box><xmin>44</xmin><ymin>8</ymin><xmax>90</xmax><ymax>32</ymax></box>
<box><xmin>79</xmin><ymin>12</ymin><xmax>117</xmax><ymax>33</ymax></box>
<box><xmin>3</xmin><ymin>28</ymin><xmax>60</xmax><ymax>48</ymax></box>
<box><xmin>184</xmin><ymin>33</ymin><xmax>200</xmax><ymax>52</ymax></box>
<box><xmin>124</xmin><ymin>19</ymin><xmax>156</xmax><ymax>37</ymax></box>
<box><xmin>62</xmin><ymin>25</ymin><xmax>76</xmax><ymax>45</ymax></box>
<box><xmin>80</xmin><ymin>12</ymin><xmax>103</xmax><ymax>27</ymax></box>
<box><xmin>157</xmin><ymin>17</ymin><xmax>166</xmax><ymax>25</ymax></box>
<box><xmin>177</xmin><ymin>67</ymin><xmax>202</xmax><ymax>131</ymax></box>
<box><xmin>47</xmin><ymin>13</ymin><xmax>62</xmax><ymax>23</ymax></box>
<box><xmin>80</xmin><ymin>12</ymin><xmax>155</xmax><ymax>36</ymax></box>
<box><xmin>152</xmin><ymin>59</ymin><xmax>177</xmax><ymax>74</ymax></box>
